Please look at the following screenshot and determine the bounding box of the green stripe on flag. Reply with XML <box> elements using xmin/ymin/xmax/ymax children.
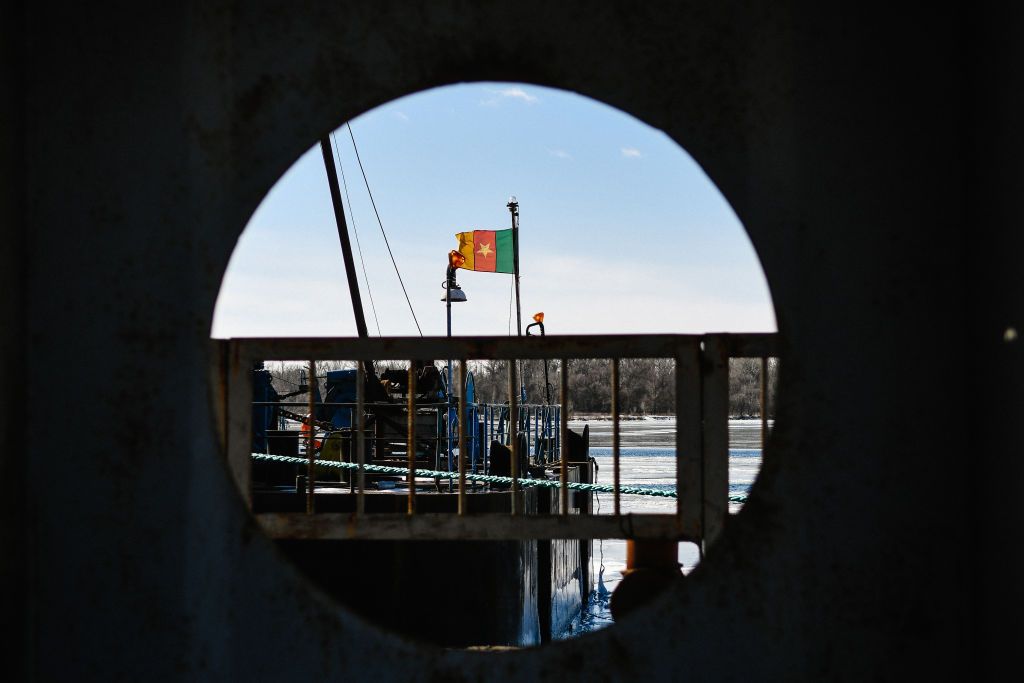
<box><xmin>496</xmin><ymin>229</ymin><xmax>514</xmax><ymax>273</ymax></box>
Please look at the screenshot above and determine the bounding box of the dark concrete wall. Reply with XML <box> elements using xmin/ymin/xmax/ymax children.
<box><xmin>2</xmin><ymin>1</ymin><xmax>1020</xmax><ymax>680</ymax></box>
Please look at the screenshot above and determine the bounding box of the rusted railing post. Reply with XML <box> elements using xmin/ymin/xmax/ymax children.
<box><xmin>306</xmin><ymin>360</ymin><xmax>317</xmax><ymax>515</ymax></box>
<box><xmin>760</xmin><ymin>356</ymin><xmax>769</xmax><ymax>450</ymax></box>
<box><xmin>356</xmin><ymin>362</ymin><xmax>365</xmax><ymax>517</ymax></box>
<box><xmin>560</xmin><ymin>358</ymin><xmax>569</xmax><ymax>515</ymax></box>
<box><xmin>407</xmin><ymin>362</ymin><xmax>416</xmax><ymax>515</ymax></box>
<box><xmin>508</xmin><ymin>361</ymin><xmax>519</xmax><ymax>515</ymax></box>
<box><xmin>701</xmin><ymin>336</ymin><xmax>729</xmax><ymax>549</ymax></box>
<box><xmin>611</xmin><ymin>358</ymin><xmax>621</xmax><ymax>517</ymax></box>
<box><xmin>458</xmin><ymin>359</ymin><xmax>468</xmax><ymax>515</ymax></box>
<box><xmin>675</xmin><ymin>344</ymin><xmax>702</xmax><ymax>540</ymax></box>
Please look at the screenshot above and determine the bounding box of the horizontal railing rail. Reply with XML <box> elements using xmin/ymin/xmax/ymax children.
<box><xmin>228</xmin><ymin>333</ymin><xmax>777</xmax><ymax>361</ymax></box>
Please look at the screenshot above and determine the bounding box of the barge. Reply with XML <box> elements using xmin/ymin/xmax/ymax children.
<box><xmin>249</xmin><ymin>360</ymin><xmax>595</xmax><ymax>646</ymax></box>
<box><xmin>237</xmin><ymin>136</ymin><xmax>602</xmax><ymax>646</ymax></box>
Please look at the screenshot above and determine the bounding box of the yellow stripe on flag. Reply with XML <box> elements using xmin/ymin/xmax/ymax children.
<box><xmin>456</xmin><ymin>231</ymin><xmax>476</xmax><ymax>270</ymax></box>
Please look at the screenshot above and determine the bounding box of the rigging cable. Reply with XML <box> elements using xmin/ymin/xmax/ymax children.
<box><xmin>330</xmin><ymin>131</ymin><xmax>382</xmax><ymax>336</ymax></box>
<box><xmin>346</xmin><ymin>122</ymin><xmax>423</xmax><ymax>336</ymax></box>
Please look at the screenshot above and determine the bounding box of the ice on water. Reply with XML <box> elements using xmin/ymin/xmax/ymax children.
<box><xmin>558</xmin><ymin>418</ymin><xmax>767</xmax><ymax>638</ymax></box>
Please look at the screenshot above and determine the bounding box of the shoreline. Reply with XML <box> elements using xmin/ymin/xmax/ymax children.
<box><xmin>569</xmin><ymin>414</ymin><xmax>773</xmax><ymax>421</ymax></box>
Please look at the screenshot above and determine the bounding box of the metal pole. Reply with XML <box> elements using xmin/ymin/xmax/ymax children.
<box><xmin>319</xmin><ymin>138</ymin><xmax>378</xmax><ymax>385</ymax></box>
<box><xmin>306</xmin><ymin>360</ymin><xmax>316</xmax><ymax>514</ymax></box>
<box><xmin>508</xmin><ymin>198</ymin><xmax>522</xmax><ymax>337</ymax></box>
<box><xmin>559</xmin><ymin>358</ymin><xmax>569</xmax><ymax>515</ymax></box>
<box><xmin>612</xmin><ymin>358</ymin><xmax>621</xmax><ymax>517</ymax></box>
<box><xmin>407</xmin><ymin>362</ymin><xmax>416</xmax><ymax>515</ymax></box>
<box><xmin>356</xmin><ymin>362</ymin><xmax>365</xmax><ymax>517</ymax></box>
<box><xmin>508</xmin><ymin>361</ymin><xmax>519</xmax><ymax>515</ymax></box>
<box><xmin>458</xmin><ymin>359</ymin><xmax>468</xmax><ymax>514</ymax></box>
<box><xmin>508</xmin><ymin>199</ymin><xmax>524</xmax><ymax>401</ymax></box>
<box><xmin>760</xmin><ymin>356</ymin><xmax>769</xmax><ymax>450</ymax></box>
<box><xmin>319</xmin><ymin>138</ymin><xmax>368</xmax><ymax>337</ymax></box>
<box><xmin>540</xmin><ymin>323</ymin><xmax>550</xmax><ymax>404</ymax></box>
<box><xmin>446</xmin><ymin>266</ymin><xmax>453</xmax><ymax>480</ymax></box>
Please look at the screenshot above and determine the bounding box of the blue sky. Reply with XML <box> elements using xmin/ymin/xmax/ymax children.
<box><xmin>211</xmin><ymin>83</ymin><xmax>776</xmax><ymax>338</ymax></box>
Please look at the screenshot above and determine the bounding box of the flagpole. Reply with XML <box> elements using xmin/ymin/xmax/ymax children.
<box><xmin>508</xmin><ymin>197</ymin><xmax>522</xmax><ymax>338</ymax></box>
<box><xmin>507</xmin><ymin>197</ymin><xmax>524</xmax><ymax>404</ymax></box>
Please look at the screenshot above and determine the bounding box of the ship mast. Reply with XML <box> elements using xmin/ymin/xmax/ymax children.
<box><xmin>320</xmin><ymin>137</ymin><xmax>369</xmax><ymax>338</ymax></box>
<box><xmin>319</xmin><ymin>137</ymin><xmax>379</xmax><ymax>389</ymax></box>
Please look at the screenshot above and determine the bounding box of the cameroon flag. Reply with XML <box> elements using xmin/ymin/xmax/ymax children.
<box><xmin>455</xmin><ymin>229</ymin><xmax>515</xmax><ymax>273</ymax></box>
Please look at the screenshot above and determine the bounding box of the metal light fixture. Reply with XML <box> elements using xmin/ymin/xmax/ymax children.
<box><xmin>442</xmin><ymin>285</ymin><xmax>467</xmax><ymax>302</ymax></box>
<box><xmin>442</xmin><ymin>249</ymin><xmax>468</xmax><ymax>302</ymax></box>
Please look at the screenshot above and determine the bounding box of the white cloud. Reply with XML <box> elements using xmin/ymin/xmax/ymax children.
<box><xmin>480</xmin><ymin>87</ymin><xmax>540</xmax><ymax>106</ymax></box>
<box><xmin>394</xmin><ymin>111</ymin><xmax>409</xmax><ymax>121</ymax></box>
<box><xmin>548</xmin><ymin>148</ymin><xmax>572</xmax><ymax>160</ymax></box>
<box><xmin>498</xmin><ymin>87</ymin><xmax>538</xmax><ymax>103</ymax></box>
<box><xmin>621</xmin><ymin>147</ymin><xmax>643</xmax><ymax>158</ymax></box>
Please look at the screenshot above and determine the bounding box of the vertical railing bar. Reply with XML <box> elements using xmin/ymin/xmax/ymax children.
<box><xmin>458</xmin><ymin>359</ymin><xmax>468</xmax><ymax>515</ymax></box>
<box><xmin>701</xmin><ymin>336</ymin><xmax>730</xmax><ymax>549</ymax></box>
<box><xmin>227</xmin><ymin>345</ymin><xmax>254</xmax><ymax>510</ymax></box>
<box><xmin>760</xmin><ymin>356</ymin><xmax>768</xmax><ymax>451</ymax></box>
<box><xmin>536</xmin><ymin>409</ymin><xmax>544</xmax><ymax>462</ymax></box>
<box><xmin>407</xmin><ymin>361</ymin><xmax>416</xmax><ymax>515</ymax></box>
<box><xmin>306</xmin><ymin>359</ymin><xmax>317</xmax><ymax>515</ymax></box>
<box><xmin>555</xmin><ymin>406</ymin><xmax>560</xmax><ymax>462</ymax></box>
<box><xmin>611</xmin><ymin>357</ymin><xmax>621</xmax><ymax>517</ymax></box>
<box><xmin>675</xmin><ymin>344</ymin><xmax>703</xmax><ymax>535</ymax></box>
<box><xmin>348</xmin><ymin>425</ymin><xmax>355</xmax><ymax>494</ymax></box>
<box><xmin>508</xmin><ymin>360</ymin><xmax>519</xmax><ymax>515</ymax></box>
<box><xmin>675</xmin><ymin>352</ymin><xmax>684</xmax><ymax>521</ymax></box>
<box><xmin>356</xmin><ymin>362</ymin><xmax>365</xmax><ymax>517</ymax></box>
<box><xmin>560</xmin><ymin>357</ymin><xmax>569</xmax><ymax>516</ymax></box>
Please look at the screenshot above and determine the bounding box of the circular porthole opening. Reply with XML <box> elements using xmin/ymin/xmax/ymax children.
<box><xmin>212</xmin><ymin>82</ymin><xmax>778</xmax><ymax>647</ymax></box>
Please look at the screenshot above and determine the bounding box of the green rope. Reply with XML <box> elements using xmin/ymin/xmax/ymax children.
<box><xmin>251</xmin><ymin>452</ymin><xmax>748</xmax><ymax>503</ymax></box>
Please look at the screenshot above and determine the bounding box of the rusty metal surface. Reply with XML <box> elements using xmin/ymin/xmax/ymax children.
<box><xmin>229</xmin><ymin>332</ymin><xmax>778</xmax><ymax>361</ymax></box>
<box><xmin>700</xmin><ymin>336</ymin><xmax>730</xmax><ymax>548</ymax></box>
<box><xmin>675</xmin><ymin>345</ymin><xmax>702</xmax><ymax>536</ymax></box>
<box><xmin>256</xmin><ymin>512</ymin><xmax>696</xmax><ymax>542</ymax></box>
<box><xmin>7</xmin><ymin>1</ymin><xmax>1003</xmax><ymax>681</ymax></box>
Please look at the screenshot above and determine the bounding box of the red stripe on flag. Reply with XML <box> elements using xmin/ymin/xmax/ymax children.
<box><xmin>473</xmin><ymin>230</ymin><xmax>497</xmax><ymax>272</ymax></box>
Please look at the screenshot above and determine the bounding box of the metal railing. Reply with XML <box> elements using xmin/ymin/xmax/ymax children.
<box><xmin>253</xmin><ymin>399</ymin><xmax>558</xmax><ymax>476</ymax></box>
<box><xmin>219</xmin><ymin>333</ymin><xmax>778</xmax><ymax>548</ymax></box>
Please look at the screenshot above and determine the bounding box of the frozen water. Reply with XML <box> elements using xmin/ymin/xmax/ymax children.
<box><xmin>559</xmin><ymin>417</ymin><xmax>767</xmax><ymax>638</ymax></box>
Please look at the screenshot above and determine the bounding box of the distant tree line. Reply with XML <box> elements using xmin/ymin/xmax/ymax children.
<box><xmin>263</xmin><ymin>357</ymin><xmax>778</xmax><ymax>418</ymax></box>
<box><xmin>470</xmin><ymin>357</ymin><xmax>778</xmax><ymax>418</ymax></box>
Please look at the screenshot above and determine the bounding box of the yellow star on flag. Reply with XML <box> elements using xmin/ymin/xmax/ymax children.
<box><xmin>476</xmin><ymin>242</ymin><xmax>493</xmax><ymax>258</ymax></box>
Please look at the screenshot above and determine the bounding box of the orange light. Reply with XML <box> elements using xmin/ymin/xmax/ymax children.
<box><xmin>449</xmin><ymin>250</ymin><xmax>466</xmax><ymax>268</ymax></box>
<box><xmin>533</xmin><ymin>312</ymin><xmax>544</xmax><ymax>323</ymax></box>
